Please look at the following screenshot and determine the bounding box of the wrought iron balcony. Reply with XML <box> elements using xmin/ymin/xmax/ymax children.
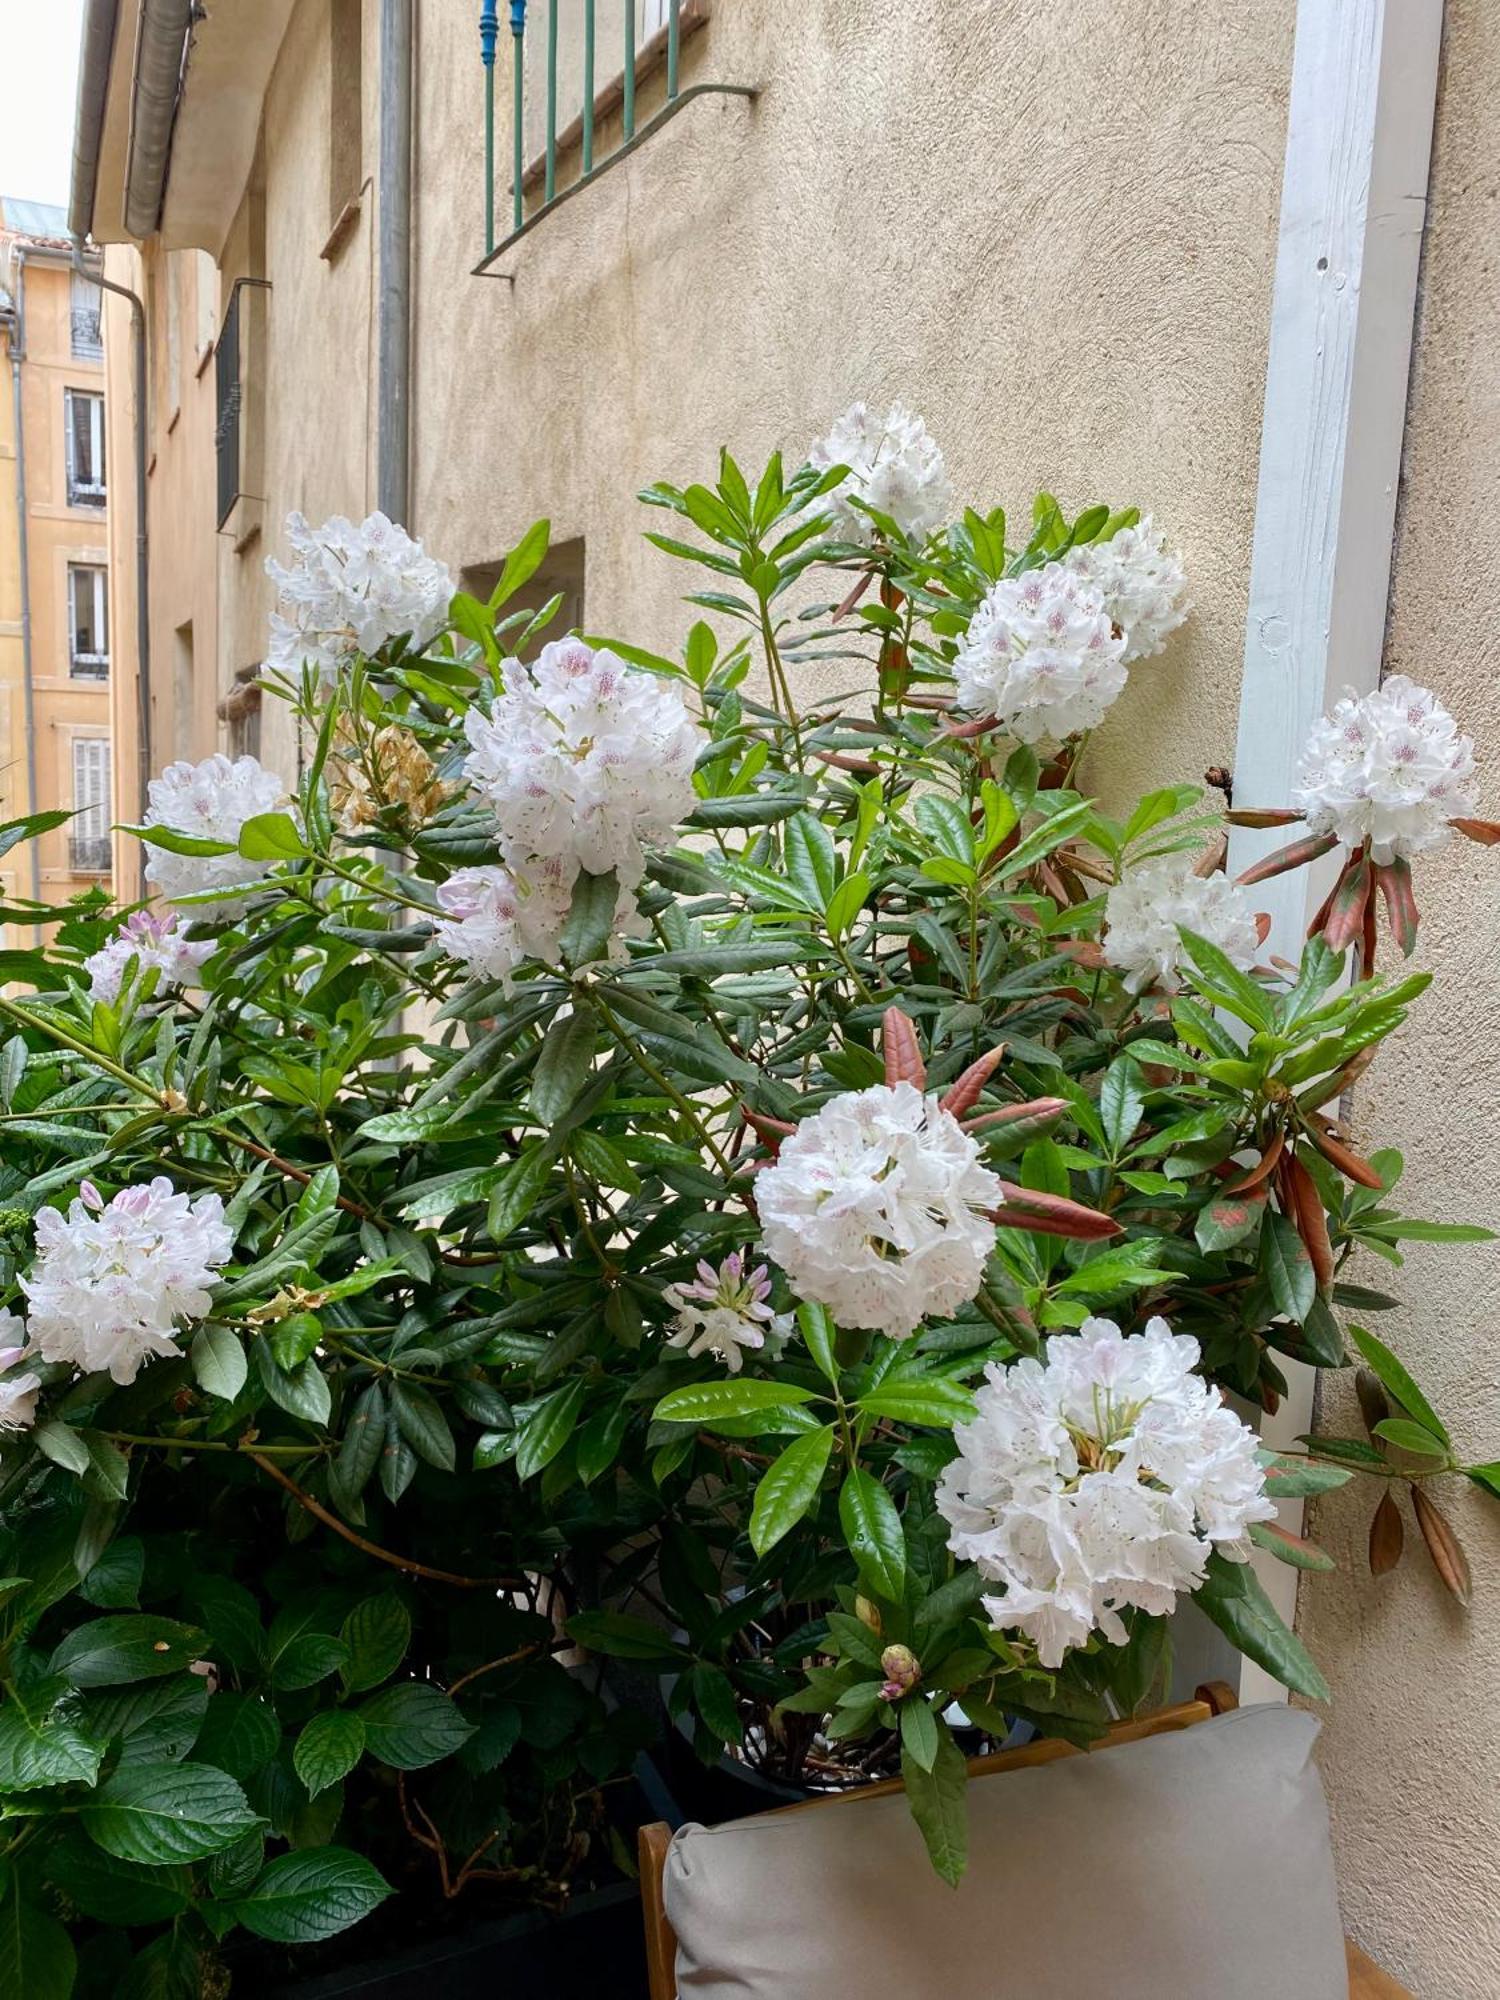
<box><xmin>69</xmin><ymin>835</ymin><xmax>113</xmax><ymax>875</ymax></box>
<box><xmin>70</xmin><ymin>652</ymin><xmax>110</xmax><ymax>682</ymax></box>
<box><xmin>475</xmin><ymin>1</ymin><xmax>754</xmax><ymax>274</ymax></box>
<box><xmin>70</xmin><ymin>307</ymin><xmax>104</xmax><ymax>359</ymax></box>
<box><xmin>67</xmin><ymin>477</ymin><xmax>106</xmax><ymax>509</ymax></box>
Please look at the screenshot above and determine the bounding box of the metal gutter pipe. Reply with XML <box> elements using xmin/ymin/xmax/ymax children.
<box><xmin>4</xmin><ymin>250</ymin><xmax>41</xmax><ymax>908</ymax></box>
<box><xmin>376</xmin><ymin>0</ymin><xmax>413</xmax><ymax>523</ymax></box>
<box><xmin>124</xmin><ymin>0</ymin><xmax>196</xmax><ymax>241</ymax></box>
<box><xmin>69</xmin><ymin>0</ymin><xmax>121</xmax><ymax>241</ymax></box>
<box><xmin>78</xmin><ymin>251</ymin><xmax>152</xmax><ymax>821</ymax></box>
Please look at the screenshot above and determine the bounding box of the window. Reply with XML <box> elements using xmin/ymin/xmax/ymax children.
<box><xmin>214</xmin><ymin>290</ymin><xmax>242</xmax><ymax>528</ymax></box>
<box><xmin>64</xmin><ymin>390</ymin><xmax>106</xmax><ymax>506</ymax></box>
<box><xmin>329</xmin><ymin>0</ymin><xmax>364</xmax><ymax>228</ymax></box>
<box><xmin>70</xmin><ymin>269</ymin><xmax>103</xmax><ymax>360</ymax></box>
<box><xmin>68</xmin><ymin>565</ymin><xmax>109</xmax><ymax>679</ymax></box>
<box><xmin>70</xmin><ymin>738</ymin><xmax>112</xmax><ymax>876</ymax></box>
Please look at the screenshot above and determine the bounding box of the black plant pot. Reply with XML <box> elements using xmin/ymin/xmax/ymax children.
<box><xmin>657</xmin><ymin>1675</ymin><xmax>807</xmax><ymax>1827</ymax></box>
<box><xmin>263</xmin><ymin>1880</ymin><xmax>649</xmax><ymax>2000</ymax></box>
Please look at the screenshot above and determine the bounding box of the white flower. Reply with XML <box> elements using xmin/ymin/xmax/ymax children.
<box><xmin>953</xmin><ymin>564</ymin><xmax>1127</xmax><ymax>743</ymax></box>
<box><xmin>756</xmin><ymin>1082</ymin><xmax>1002</xmax><ymax>1341</ymax></box>
<box><xmin>808</xmin><ymin>402</ymin><xmax>953</xmax><ymax>545</ymax></box>
<box><xmin>83</xmin><ymin>910</ymin><xmax>214</xmax><ymax>1005</ymax></box>
<box><xmin>462</xmin><ymin>638</ymin><xmax>701</xmax><ymax>894</ymax></box>
<box><xmin>937</xmin><ymin>1316</ymin><xmax>1275</xmax><ymax>1668</ymax></box>
<box><xmin>142</xmin><ymin>754</ymin><xmax>291</xmax><ymax>912</ymax></box>
<box><xmin>1293</xmin><ymin>674</ymin><xmax>1477</xmax><ymax>863</ymax></box>
<box><xmin>21</xmin><ymin>1178</ymin><xmax>234</xmax><ymax>1386</ymax></box>
<box><xmin>1064</xmin><ymin>516</ymin><xmax>1188</xmax><ymax>663</ymax></box>
<box><xmin>664</xmin><ymin>1252</ymin><xmax>792</xmax><ymax>1373</ymax></box>
<box><xmin>0</xmin><ymin>1316</ymin><xmax>39</xmax><ymax>1433</ymax></box>
<box><xmin>1103</xmin><ymin>855</ymin><xmax>1259</xmax><ymax>994</ymax></box>
<box><xmin>432</xmin><ymin>864</ymin><xmax>571</xmax><ymax>987</ymax></box>
<box><xmin>264</xmin><ymin>510</ymin><xmax>453</xmax><ymax>685</ymax></box>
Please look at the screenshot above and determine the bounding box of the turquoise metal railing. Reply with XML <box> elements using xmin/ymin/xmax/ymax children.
<box><xmin>475</xmin><ymin>0</ymin><xmax>755</xmax><ymax>275</ymax></box>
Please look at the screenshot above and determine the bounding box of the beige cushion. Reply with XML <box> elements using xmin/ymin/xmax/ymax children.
<box><xmin>664</xmin><ymin>1704</ymin><xmax>1347</xmax><ymax>1999</ymax></box>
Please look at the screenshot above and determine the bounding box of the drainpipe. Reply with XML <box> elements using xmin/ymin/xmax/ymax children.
<box><xmin>78</xmin><ymin>250</ymin><xmax>152</xmax><ymax>820</ymax></box>
<box><xmin>5</xmin><ymin>249</ymin><xmax>41</xmax><ymax>908</ymax></box>
<box><xmin>124</xmin><ymin>0</ymin><xmax>197</xmax><ymax>240</ymax></box>
<box><xmin>376</xmin><ymin>0</ymin><xmax>413</xmax><ymax>523</ymax></box>
<box><xmin>69</xmin><ymin>0</ymin><xmax>121</xmax><ymax>241</ymax></box>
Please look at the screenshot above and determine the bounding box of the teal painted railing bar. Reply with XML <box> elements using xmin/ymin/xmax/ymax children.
<box><xmin>480</xmin><ymin>0</ymin><xmax>499</xmax><ymax>255</ymax></box>
<box><xmin>511</xmin><ymin>0</ymin><xmax>526</xmax><ymax>234</ymax></box>
<box><xmin>545</xmin><ymin>0</ymin><xmax>559</xmax><ymax>202</ymax></box>
<box><xmin>582</xmin><ymin>0</ymin><xmax>596</xmax><ymax>174</ymax></box>
<box><xmin>623</xmin><ymin>0</ymin><xmax>636</xmax><ymax>140</ymax></box>
<box><xmin>474</xmin><ymin>0</ymin><xmax>757</xmax><ymax>276</ymax></box>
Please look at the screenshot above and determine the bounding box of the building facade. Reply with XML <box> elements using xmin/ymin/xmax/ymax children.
<box><xmin>0</xmin><ymin>199</ymin><xmax>113</xmax><ymax>927</ymax></box>
<box><xmin>71</xmin><ymin>3</ymin><xmax>1500</xmax><ymax>1991</ymax></box>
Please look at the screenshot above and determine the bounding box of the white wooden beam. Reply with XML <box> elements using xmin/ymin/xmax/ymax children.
<box><xmin>1226</xmin><ymin>0</ymin><xmax>1442</xmax><ymax>1702</ymax></box>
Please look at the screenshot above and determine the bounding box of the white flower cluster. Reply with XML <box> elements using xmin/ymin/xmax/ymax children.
<box><xmin>21</xmin><ymin>1179</ymin><xmax>234</xmax><ymax>1386</ymax></box>
<box><xmin>462</xmin><ymin>637</ymin><xmax>700</xmax><ymax>957</ymax></box>
<box><xmin>431</xmin><ymin>864</ymin><xmax>572</xmax><ymax>988</ymax></box>
<box><xmin>756</xmin><ymin>1082</ymin><xmax>1002</xmax><ymax>1341</ymax></box>
<box><xmin>264</xmin><ymin>510</ymin><xmax>454</xmax><ymax>686</ymax></box>
<box><xmin>1103</xmin><ymin>855</ymin><xmax>1259</xmax><ymax>994</ymax></box>
<box><xmin>937</xmin><ymin>1316</ymin><xmax>1274</xmax><ymax>1668</ymax></box>
<box><xmin>142</xmin><ymin>754</ymin><xmax>291</xmax><ymax>912</ymax></box>
<box><xmin>1293</xmin><ymin>674</ymin><xmax>1476</xmax><ymax>863</ymax></box>
<box><xmin>664</xmin><ymin>1251</ymin><xmax>792</xmax><ymax>1373</ymax></box>
<box><xmin>83</xmin><ymin>909</ymin><xmax>214</xmax><ymax>1005</ymax></box>
<box><xmin>953</xmin><ymin>565</ymin><xmax>1127</xmax><ymax>743</ymax></box>
<box><xmin>1064</xmin><ymin>515</ymin><xmax>1188</xmax><ymax>663</ymax></box>
<box><xmin>809</xmin><ymin>401</ymin><xmax>954</xmax><ymax>546</ymax></box>
<box><xmin>0</xmin><ymin>1314</ymin><xmax>39</xmax><ymax>1434</ymax></box>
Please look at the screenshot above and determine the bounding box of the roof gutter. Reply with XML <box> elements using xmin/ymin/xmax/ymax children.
<box><xmin>125</xmin><ymin>0</ymin><xmax>197</xmax><ymax>240</ymax></box>
<box><xmin>69</xmin><ymin>0</ymin><xmax>121</xmax><ymax>240</ymax></box>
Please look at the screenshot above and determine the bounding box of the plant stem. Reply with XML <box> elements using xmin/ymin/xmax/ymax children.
<box><xmin>591</xmin><ymin>991</ymin><xmax>736</xmax><ymax>1177</ymax></box>
<box><xmin>0</xmin><ymin>995</ymin><xmax>157</xmax><ymax>1100</ymax></box>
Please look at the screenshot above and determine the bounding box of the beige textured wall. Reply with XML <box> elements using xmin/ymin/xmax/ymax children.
<box><xmin>1298</xmin><ymin>6</ymin><xmax>1500</xmax><ymax>1994</ymax></box>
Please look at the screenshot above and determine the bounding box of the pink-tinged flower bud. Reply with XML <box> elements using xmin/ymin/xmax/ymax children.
<box><xmin>879</xmin><ymin>1644</ymin><xmax>920</xmax><ymax>1701</ymax></box>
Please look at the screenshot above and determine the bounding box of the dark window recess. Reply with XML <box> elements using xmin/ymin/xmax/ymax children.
<box><xmin>214</xmin><ymin>288</ymin><xmax>242</xmax><ymax>529</ymax></box>
<box><xmin>458</xmin><ymin>538</ymin><xmax>586</xmax><ymax>661</ymax></box>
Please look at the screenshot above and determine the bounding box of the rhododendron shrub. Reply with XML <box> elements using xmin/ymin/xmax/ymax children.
<box><xmin>0</xmin><ymin>429</ymin><xmax>1496</xmax><ymax>1989</ymax></box>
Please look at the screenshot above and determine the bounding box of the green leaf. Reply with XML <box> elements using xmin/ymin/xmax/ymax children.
<box><xmin>45</xmin><ymin>1831</ymin><xmax>192</xmax><ymax>1926</ymax></box>
<box><xmin>1348</xmin><ymin>1324</ymin><xmax>1450</xmax><ymax>1446</ymax></box>
<box><xmin>190</xmin><ymin>1322</ymin><xmax>247</xmax><ymax>1401</ymax></box>
<box><xmin>797</xmin><ymin>1301</ymin><xmax>838</xmax><ymax>1384</ymax></box>
<box><xmin>1098</xmin><ymin>1056</ymin><xmax>1147</xmax><ymax>1155</ymax></box>
<box><xmin>1193</xmin><ymin>1552</ymin><xmax>1330</xmax><ymax>1701</ymax></box>
<box><xmin>784</xmin><ymin>813</ymin><xmax>837</xmax><ymax>908</ymax></box>
<box><xmin>683</xmin><ymin>793</ymin><xmax>806</xmax><ymax>828</ymax></box>
<box><xmin>1178</xmin><ymin>929</ymin><xmax>1272</xmax><ymax>1028</ymax></box>
<box><xmin>1373</xmin><ymin>1417</ymin><xmax>1449</xmax><ymax>1461</ymax></box>
<box><xmin>340</xmin><ymin>1594</ymin><xmax>412</xmax><ymax>1692</ymax></box>
<box><xmin>825</xmin><ymin>870</ymin><xmax>871</xmax><ymax>939</ymax></box>
<box><xmin>560</xmin><ymin>868</ymin><xmax>620</xmax><ymax>968</ymax></box>
<box><xmin>1363</xmin><ymin>1219</ymin><xmax>1494</xmax><ymax>1244</ymax></box>
<box><xmin>234</xmin><ymin>1846</ymin><xmax>392</xmax><ymax>1944</ymax></box>
<box><xmin>192</xmin><ymin>1693</ymin><xmax>279</xmax><ymax>1781</ymax></box>
<box><xmin>294</xmin><ymin>1712</ymin><xmax>368</xmax><ymax>1799</ymax></box>
<box><xmin>1248</xmin><ymin>1521</ymin><xmax>1336</xmax><ymax>1571</ymax></box>
<box><xmin>914</xmin><ymin>796</ymin><xmax>975</xmax><ymax>867</ymax></box>
<box><xmin>993</xmin><ymin>797</ymin><xmax>1094</xmax><ymax>879</ymax></box>
<box><xmin>653</xmin><ymin>1379</ymin><xmax>816</xmax><ymax>1426</ymax></box>
<box><xmin>899</xmin><ymin>1697</ymin><xmax>940</xmax><ymax>1773</ymax></box>
<box><xmin>1261</xmin><ymin>1211</ymin><xmax>1316</xmax><ymax>1324</ymax></box>
<box><xmin>857</xmin><ymin>1381</ymin><xmax>977</xmax><ymax>1427</ymax></box>
<box><xmin>748</xmin><ymin>1426</ymin><xmax>835</xmax><ymax>1555</ymax></box>
<box><xmin>565</xmin><ymin>1611</ymin><xmax>690</xmax><ymax>1662</ymax></box>
<box><xmin>1054</xmin><ymin>1243</ymin><xmax>1176</xmax><ymax>1298</ymax></box>
<box><xmin>32</xmin><ymin>1420</ymin><xmax>90</xmax><ymax>1475</ymax></box>
<box><xmin>270</xmin><ymin>1632</ymin><xmax>350</xmax><ymax>1692</ymax></box>
<box><xmin>488</xmin><ymin>518</ymin><xmax>550</xmax><ymax>608</ymax></box>
<box><xmin>1465</xmin><ymin>1462</ymin><xmax>1500</xmax><ymax>1501</ymax></box>
<box><xmin>0</xmin><ymin>1700</ymin><xmax>105</xmax><ymax>1790</ymax></box>
<box><xmin>357</xmin><ymin>1682</ymin><xmax>475</xmax><ymax>1770</ymax></box>
<box><xmin>0</xmin><ymin>1862</ymin><xmax>75</xmax><ymax>2000</ymax></box>
<box><xmin>51</xmin><ymin>1615</ymin><xmax>206</xmax><ymax>1688</ymax></box>
<box><xmin>1260</xmin><ymin>1453</ymin><xmax>1354</xmax><ymax>1499</ymax></box>
<box><xmin>1194</xmin><ymin>1187</ymin><xmax>1268</xmax><ymax>1254</ymax></box>
<box><xmin>486</xmin><ymin>1141</ymin><xmax>557</xmax><ymax>1243</ymax></box>
<box><xmin>839</xmin><ymin>1467</ymin><xmax>905</xmax><ymax>1600</ymax></box>
<box><xmin>514</xmin><ymin>1378</ymin><xmax>588</xmax><ymax>1480</ymax></box>
<box><xmin>901</xmin><ymin>1718</ymin><xmax>968</xmax><ymax>1886</ymax></box>
<box><xmin>391</xmin><ymin>1380</ymin><xmax>456</xmax><ymax>1471</ymax></box>
<box><xmin>237</xmin><ymin>811</ymin><xmax>309</xmax><ymax>861</ymax></box>
<box><xmin>80</xmin><ymin>1761</ymin><xmax>263</xmax><ymax>1864</ymax></box>
<box><xmin>530</xmin><ymin>1005</ymin><xmax>598</xmax><ymax>1124</ymax></box>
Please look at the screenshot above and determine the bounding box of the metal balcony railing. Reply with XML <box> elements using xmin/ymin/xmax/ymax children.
<box><xmin>69</xmin><ymin>835</ymin><xmax>113</xmax><ymax>875</ymax></box>
<box><xmin>68</xmin><ymin>477</ymin><xmax>106</xmax><ymax>508</ymax></box>
<box><xmin>475</xmin><ymin>1</ymin><xmax>754</xmax><ymax>274</ymax></box>
<box><xmin>70</xmin><ymin>652</ymin><xmax>110</xmax><ymax>681</ymax></box>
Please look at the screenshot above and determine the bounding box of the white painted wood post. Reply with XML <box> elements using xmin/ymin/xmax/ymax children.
<box><xmin>1227</xmin><ymin>0</ymin><xmax>1443</xmax><ymax>1702</ymax></box>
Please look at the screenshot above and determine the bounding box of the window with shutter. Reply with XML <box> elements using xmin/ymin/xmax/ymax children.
<box><xmin>68</xmin><ymin>566</ymin><xmax>109</xmax><ymax>679</ymax></box>
<box><xmin>70</xmin><ymin>269</ymin><xmax>104</xmax><ymax>359</ymax></box>
<box><xmin>64</xmin><ymin>391</ymin><xmax>106</xmax><ymax>507</ymax></box>
<box><xmin>70</xmin><ymin>738</ymin><xmax>113</xmax><ymax>875</ymax></box>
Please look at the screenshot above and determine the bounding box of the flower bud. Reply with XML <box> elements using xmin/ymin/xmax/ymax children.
<box><xmin>879</xmin><ymin>1644</ymin><xmax>920</xmax><ymax>1701</ymax></box>
<box><xmin>854</xmin><ymin>1595</ymin><xmax>882</xmax><ymax>1635</ymax></box>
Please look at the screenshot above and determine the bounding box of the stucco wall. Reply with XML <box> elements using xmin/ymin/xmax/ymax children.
<box><xmin>1296</xmin><ymin>6</ymin><xmax>1500</xmax><ymax>1994</ymax></box>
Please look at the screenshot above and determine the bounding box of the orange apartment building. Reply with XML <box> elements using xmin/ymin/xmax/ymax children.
<box><xmin>0</xmin><ymin>197</ymin><xmax>113</xmax><ymax>931</ymax></box>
